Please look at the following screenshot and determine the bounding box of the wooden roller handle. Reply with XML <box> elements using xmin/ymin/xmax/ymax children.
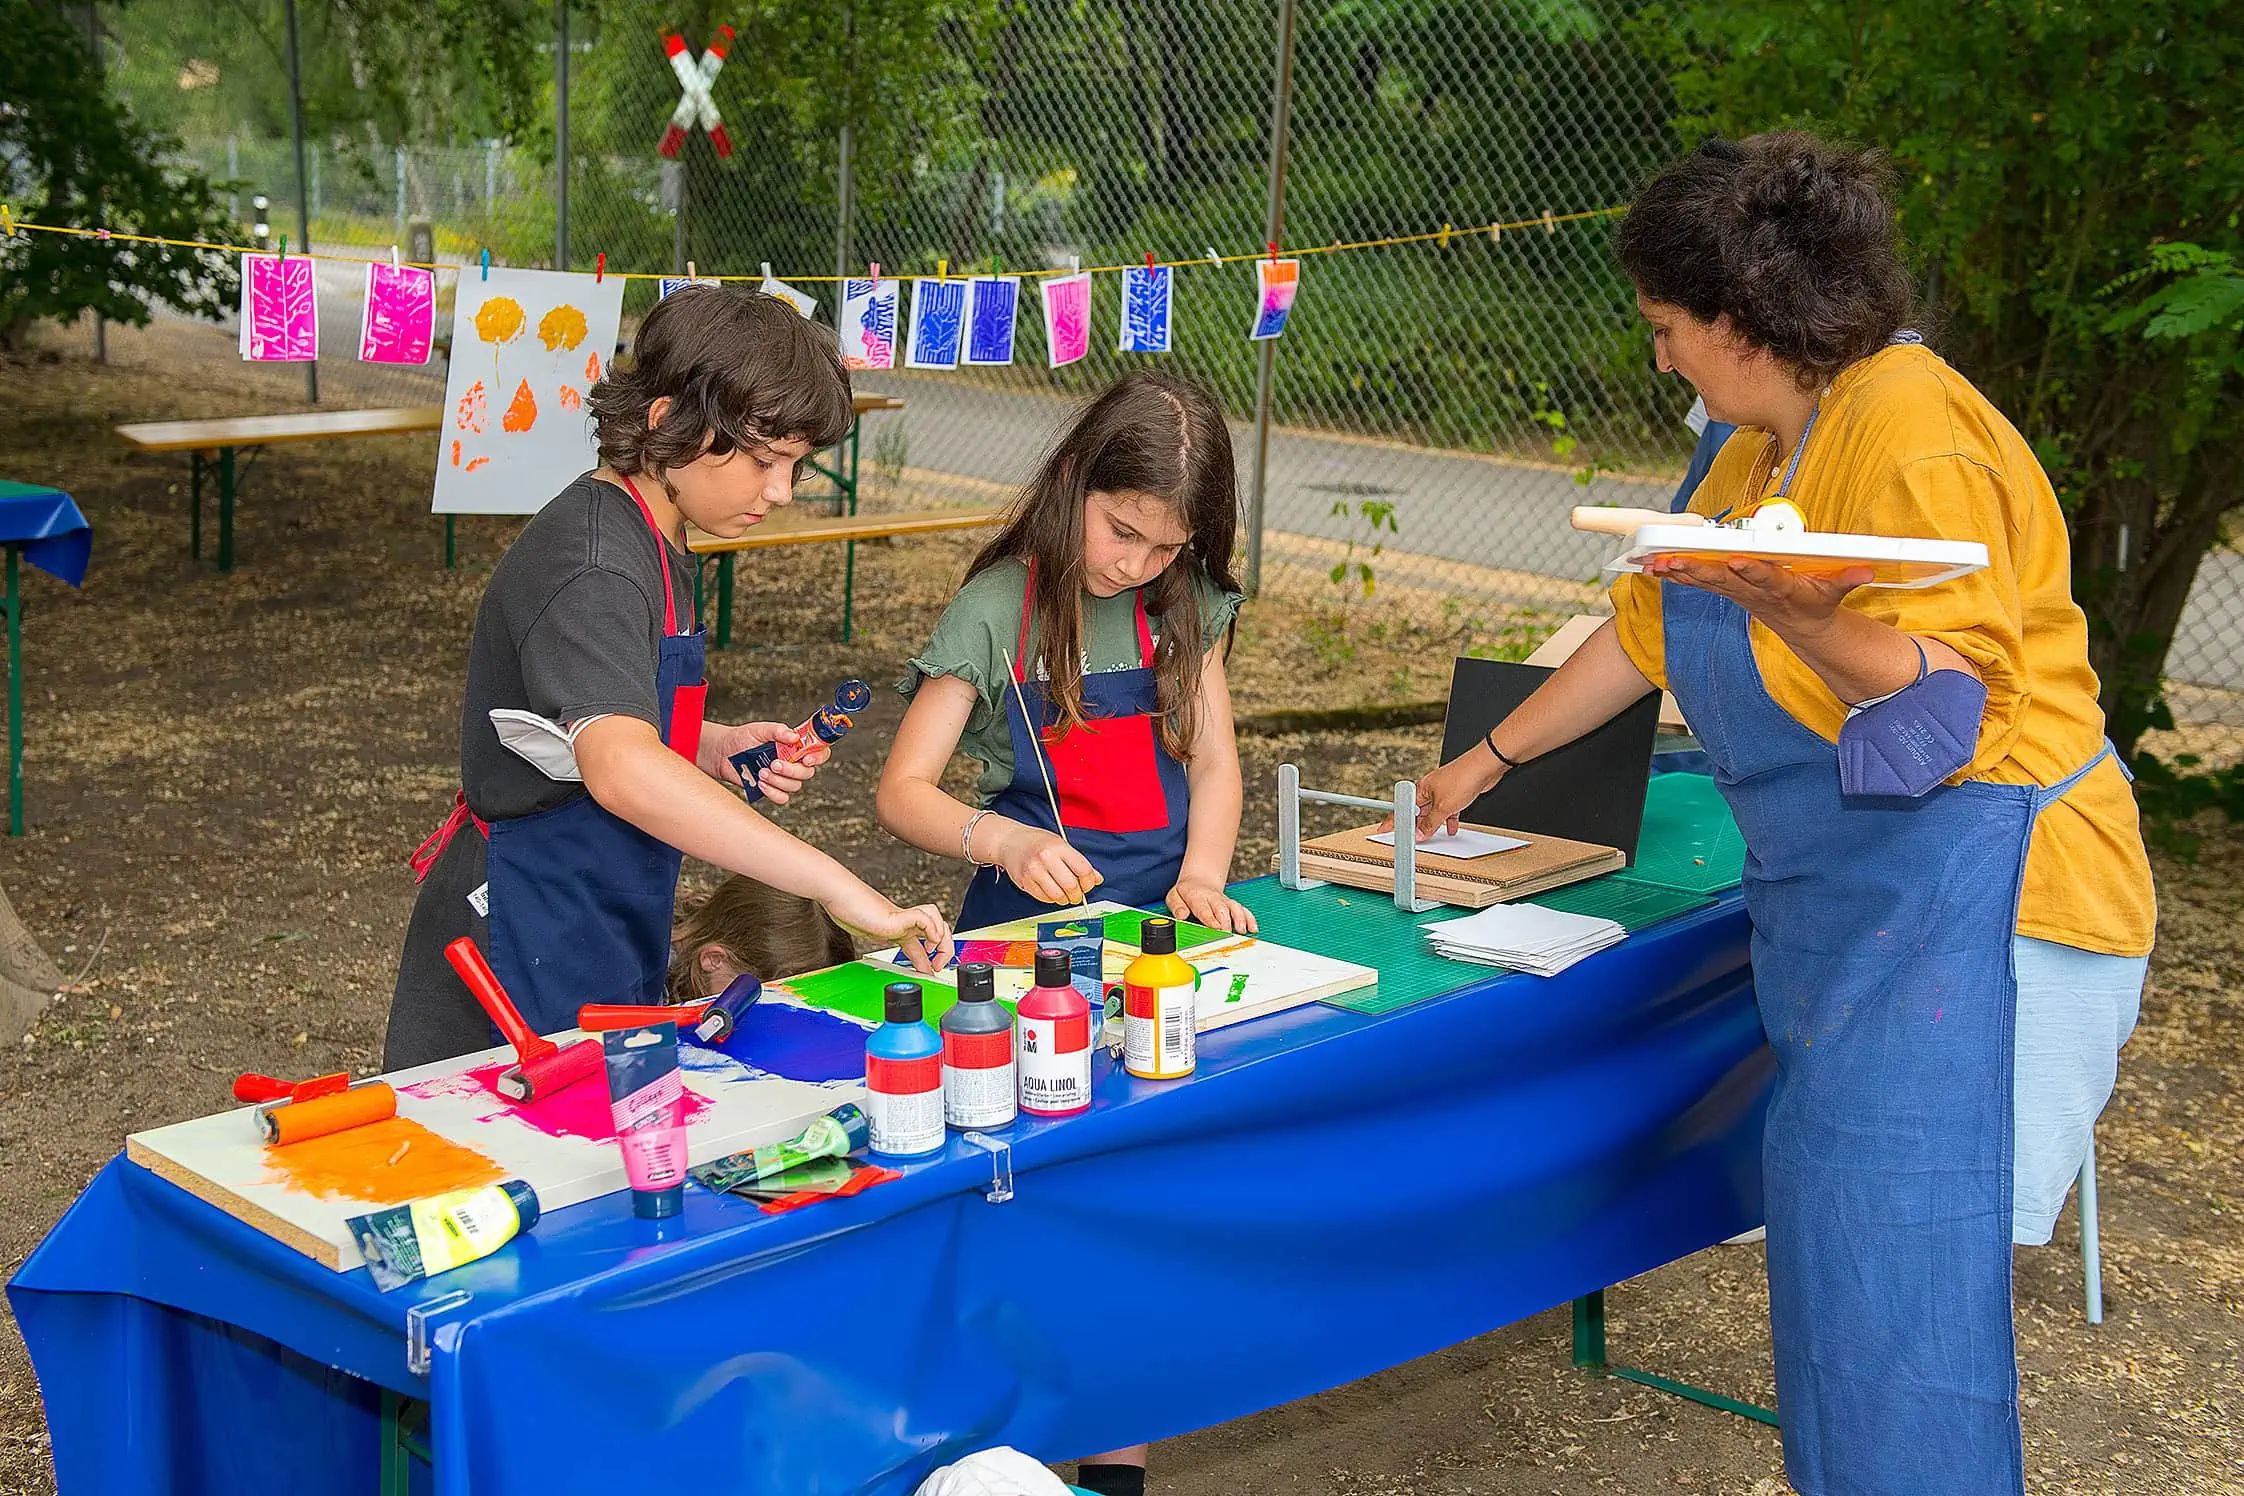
<box><xmin>1570</xmin><ymin>506</ymin><xmax>1708</xmax><ymax>535</ymax></box>
<box><xmin>443</xmin><ymin>937</ymin><xmax>550</xmax><ymax>1060</ymax></box>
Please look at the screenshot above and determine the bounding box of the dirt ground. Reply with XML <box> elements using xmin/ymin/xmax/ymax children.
<box><xmin>0</xmin><ymin>326</ymin><xmax>2238</xmax><ymax>1495</ymax></box>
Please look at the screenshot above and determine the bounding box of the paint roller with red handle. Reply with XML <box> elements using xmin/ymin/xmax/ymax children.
<box><xmin>442</xmin><ymin>937</ymin><xmax>605</xmax><ymax>1102</ymax></box>
<box><xmin>236</xmin><ymin>1071</ymin><xmax>399</xmax><ymax>1144</ymax></box>
<box><xmin>577</xmin><ymin>975</ymin><xmax>762</xmax><ymax>1044</ymax></box>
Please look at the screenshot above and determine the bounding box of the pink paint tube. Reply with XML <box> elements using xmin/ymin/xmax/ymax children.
<box><xmin>603</xmin><ymin>1021</ymin><xmax>687</xmax><ymax>1219</ymax></box>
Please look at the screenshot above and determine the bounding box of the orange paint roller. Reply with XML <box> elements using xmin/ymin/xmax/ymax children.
<box><xmin>442</xmin><ymin>937</ymin><xmax>605</xmax><ymax>1102</ymax></box>
<box><xmin>259</xmin><ymin>1084</ymin><xmax>399</xmax><ymax>1145</ymax></box>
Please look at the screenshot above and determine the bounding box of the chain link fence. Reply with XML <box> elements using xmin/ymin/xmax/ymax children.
<box><xmin>64</xmin><ymin>0</ymin><xmax>2244</xmax><ymax>747</ymax></box>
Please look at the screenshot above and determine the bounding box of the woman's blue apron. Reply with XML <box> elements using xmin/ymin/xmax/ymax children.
<box><xmin>413</xmin><ymin>476</ymin><xmax>707</xmax><ymax>1033</ymax></box>
<box><xmin>956</xmin><ymin>572</ymin><xmax>1190</xmax><ymax>931</ymax></box>
<box><xmin>1661</xmin><ymin>415</ymin><xmax>2109</xmax><ymax>1496</ymax></box>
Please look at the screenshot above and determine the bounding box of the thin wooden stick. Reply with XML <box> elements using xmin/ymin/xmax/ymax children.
<box><xmin>1001</xmin><ymin>647</ymin><xmax>1073</xmax><ymax>850</ymax></box>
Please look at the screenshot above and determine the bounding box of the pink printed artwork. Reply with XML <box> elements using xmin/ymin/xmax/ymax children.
<box><xmin>359</xmin><ymin>262</ymin><xmax>436</xmax><ymax>365</ymax></box>
<box><xmin>240</xmin><ymin>253</ymin><xmax>319</xmax><ymax>362</ymax></box>
<box><xmin>1042</xmin><ymin>272</ymin><xmax>1092</xmax><ymax>368</ymax></box>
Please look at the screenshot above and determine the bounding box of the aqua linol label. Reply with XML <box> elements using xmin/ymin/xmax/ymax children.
<box><xmin>1016</xmin><ymin>1009</ymin><xmax>1090</xmax><ymax>1116</ymax></box>
<box><xmin>942</xmin><ymin>1028</ymin><xmax>1017</xmax><ymax>1129</ymax></box>
<box><xmin>1124</xmin><ymin>979</ymin><xmax>1197</xmax><ymax>1079</ymax></box>
<box><xmin>865</xmin><ymin>1052</ymin><xmax>944</xmax><ymax>1157</ymax></box>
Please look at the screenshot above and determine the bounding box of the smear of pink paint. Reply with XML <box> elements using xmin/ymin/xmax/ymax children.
<box><xmin>1934</xmin><ymin>1008</ymin><xmax>1944</xmax><ymax>1023</ymax></box>
<box><xmin>402</xmin><ymin>1060</ymin><xmax>714</xmax><ymax>1142</ymax></box>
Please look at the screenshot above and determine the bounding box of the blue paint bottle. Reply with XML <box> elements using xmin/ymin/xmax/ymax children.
<box><xmin>865</xmin><ymin>982</ymin><xmax>944</xmax><ymax>1159</ymax></box>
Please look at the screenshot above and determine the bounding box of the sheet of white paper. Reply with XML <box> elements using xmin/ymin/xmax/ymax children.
<box><xmin>1366</xmin><ymin>827</ymin><xmax>1529</xmax><ymax>859</ymax></box>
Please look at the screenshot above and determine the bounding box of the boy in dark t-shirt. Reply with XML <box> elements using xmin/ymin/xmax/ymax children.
<box><xmin>387</xmin><ymin>287</ymin><xmax>951</xmax><ymax>1069</ymax></box>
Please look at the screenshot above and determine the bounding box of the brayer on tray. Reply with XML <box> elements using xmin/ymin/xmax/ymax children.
<box><xmin>577</xmin><ymin>974</ymin><xmax>761</xmax><ymax>1044</ymax></box>
<box><xmin>442</xmin><ymin>937</ymin><xmax>605</xmax><ymax>1101</ymax></box>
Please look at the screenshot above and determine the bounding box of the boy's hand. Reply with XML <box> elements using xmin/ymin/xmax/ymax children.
<box><xmin>827</xmin><ymin>887</ymin><xmax>955</xmax><ymax>973</ymax></box>
<box><xmin>1166</xmin><ymin>879</ymin><xmax>1259</xmax><ymax>935</ymax></box>
<box><xmin>702</xmin><ymin>720</ymin><xmax>831</xmax><ymax>804</ymax></box>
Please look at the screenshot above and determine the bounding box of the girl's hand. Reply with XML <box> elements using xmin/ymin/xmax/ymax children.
<box><xmin>826</xmin><ymin>886</ymin><xmax>955</xmax><ymax>973</ymax></box>
<box><xmin>991</xmin><ymin>821</ymin><xmax>1104</xmax><ymax>908</ymax></box>
<box><xmin>1166</xmin><ymin>879</ymin><xmax>1259</xmax><ymax>935</ymax></box>
<box><xmin>1646</xmin><ymin>555</ymin><xmax>1871</xmax><ymax>641</ymax></box>
<box><xmin>702</xmin><ymin>721</ymin><xmax>830</xmax><ymax>804</ymax></box>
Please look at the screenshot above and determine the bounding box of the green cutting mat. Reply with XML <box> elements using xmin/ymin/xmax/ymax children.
<box><xmin>1630</xmin><ymin>771</ymin><xmax>1746</xmax><ymax>894</ymax></box>
<box><xmin>1227</xmin><ymin>879</ymin><xmax>1486</xmax><ymax>1015</ymax></box>
<box><xmin>1527</xmin><ymin>872</ymin><xmax>1714</xmax><ymax>930</ymax></box>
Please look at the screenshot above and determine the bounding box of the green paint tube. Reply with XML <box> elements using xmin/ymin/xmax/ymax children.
<box><xmin>690</xmin><ymin>1103</ymin><xmax>869</xmax><ymax>1195</ymax></box>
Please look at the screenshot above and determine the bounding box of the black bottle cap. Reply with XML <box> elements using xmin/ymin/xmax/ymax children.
<box><xmin>1033</xmin><ymin>947</ymin><xmax>1074</xmax><ymax>989</ymax></box>
<box><xmin>1139</xmin><ymin>916</ymin><xmax>1178</xmax><ymax>955</ymax></box>
<box><xmin>958</xmin><ymin>962</ymin><xmax>996</xmax><ymax>1002</ymax></box>
<box><xmin>883</xmin><ymin>982</ymin><xmax>923</xmax><ymax>1024</ymax></box>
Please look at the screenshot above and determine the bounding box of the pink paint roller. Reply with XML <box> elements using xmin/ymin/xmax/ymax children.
<box><xmin>443</xmin><ymin>937</ymin><xmax>605</xmax><ymax>1102</ymax></box>
<box><xmin>732</xmin><ymin>680</ymin><xmax>873</xmax><ymax>804</ymax></box>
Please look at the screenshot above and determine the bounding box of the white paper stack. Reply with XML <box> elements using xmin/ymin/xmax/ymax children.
<box><xmin>1422</xmin><ymin>902</ymin><xmax>1627</xmax><ymax>977</ymax></box>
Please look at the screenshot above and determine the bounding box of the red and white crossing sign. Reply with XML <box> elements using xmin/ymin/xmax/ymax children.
<box><xmin>658</xmin><ymin>26</ymin><xmax>734</xmax><ymax>160</ymax></box>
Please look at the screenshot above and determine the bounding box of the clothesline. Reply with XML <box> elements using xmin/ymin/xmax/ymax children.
<box><xmin>0</xmin><ymin>202</ymin><xmax>1626</xmax><ymax>282</ymax></box>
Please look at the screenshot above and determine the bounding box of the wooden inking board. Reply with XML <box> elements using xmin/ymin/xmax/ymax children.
<box><xmin>125</xmin><ymin>1037</ymin><xmax>859</xmax><ymax>1272</ymax></box>
<box><xmin>823</xmin><ymin>900</ymin><xmax>1376</xmax><ymax>1032</ymax></box>
<box><xmin>1280</xmin><ymin>822</ymin><xmax>1625</xmax><ymax>909</ymax></box>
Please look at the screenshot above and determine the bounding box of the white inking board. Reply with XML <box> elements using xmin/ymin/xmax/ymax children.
<box><xmin>125</xmin><ymin>1036</ymin><xmax>858</xmax><ymax>1272</ymax></box>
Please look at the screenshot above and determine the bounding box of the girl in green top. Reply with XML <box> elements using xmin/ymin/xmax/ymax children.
<box><xmin>879</xmin><ymin>369</ymin><xmax>1258</xmax><ymax>938</ymax></box>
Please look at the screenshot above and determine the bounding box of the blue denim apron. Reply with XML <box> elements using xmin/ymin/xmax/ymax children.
<box><xmin>956</xmin><ymin>569</ymin><xmax>1191</xmax><ymax>930</ymax></box>
<box><xmin>479</xmin><ymin>477</ymin><xmax>707</xmax><ymax>1031</ymax></box>
<box><xmin>1661</xmin><ymin>414</ymin><xmax>2108</xmax><ymax>1496</ymax></box>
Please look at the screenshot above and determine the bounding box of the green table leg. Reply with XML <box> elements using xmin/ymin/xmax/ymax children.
<box><xmin>716</xmin><ymin>553</ymin><xmax>735</xmax><ymax>650</ymax></box>
<box><xmin>189</xmin><ymin>451</ymin><xmax>203</xmax><ymax>559</ymax></box>
<box><xmin>217</xmin><ymin>446</ymin><xmax>237</xmax><ymax>573</ymax></box>
<box><xmin>445</xmin><ymin>514</ymin><xmax>456</xmax><ymax>570</ymax></box>
<box><xmin>5</xmin><ymin>547</ymin><xmax>20</xmax><ymax>837</ymax></box>
<box><xmin>378</xmin><ymin>1389</ymin><xmax>434</xmax><ymax>1493</ymax></box>
<box><xmin>1570</xmin><ymin>1289</ymin><xmax>1779</xmax><ymax>1428</ymax></box>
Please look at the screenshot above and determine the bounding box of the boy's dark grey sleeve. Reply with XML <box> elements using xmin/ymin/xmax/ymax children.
<box><xmin>515</xmin><ymin>568</ymin><xmax>664</xmax><ymax>728</ymax></box>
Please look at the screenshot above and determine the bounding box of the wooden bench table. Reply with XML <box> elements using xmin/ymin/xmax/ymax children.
<box><xmin>114</xmin><ymin>406</ymin><xmax>441</xmax><ymax>572</ymax></box>
<box><xmin>688</xmin><ymin>507</ymin><xmax>1001</xmax><ymax>647</ymax></box>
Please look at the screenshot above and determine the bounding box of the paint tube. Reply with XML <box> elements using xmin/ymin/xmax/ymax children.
<box><xmin>347</xmin><ymin>1180</ymin><xmax>540</xmax><ymax>1292</ymax></box>
<box><xmin>688</xmin><ymin>1102</ymin><xmax>868</xmax><ymax>1194</ymax></box>
<box><xmin>604</xmin><ymin>1021</ymin><xmax>687</xmax><ymax>1218</ymax></box>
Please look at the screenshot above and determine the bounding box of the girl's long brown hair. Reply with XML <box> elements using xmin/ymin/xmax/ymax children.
<box><xmin>965</xmin><ymin>371</ymin><xmax>1241</xmax><ymax>762</ymax></box>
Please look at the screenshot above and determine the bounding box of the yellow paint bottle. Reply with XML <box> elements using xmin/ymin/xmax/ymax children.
<box><xmin>1123</xmin><ymin>917</ymin><xmax>1199</xmax><ymax>1080</ymax></box>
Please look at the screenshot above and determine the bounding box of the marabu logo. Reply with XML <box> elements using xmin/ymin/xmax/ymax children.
<box><xmin>1021</xmin><ymin>1028</ymin><xmax>1039</xmax><ymax>1053</ymax></box>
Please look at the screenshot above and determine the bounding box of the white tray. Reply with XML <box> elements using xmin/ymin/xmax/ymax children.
<box><xmin>1604</xmin><ymin>524</ymin><xmax>1989</xmax><ymax>590</ymax></box>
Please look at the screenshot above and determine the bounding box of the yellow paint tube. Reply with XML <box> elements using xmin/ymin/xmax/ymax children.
<box><xmin>347</xmin><ymin>1179</ymin><xmax>541</xmax><ymax>1292</ymax></box>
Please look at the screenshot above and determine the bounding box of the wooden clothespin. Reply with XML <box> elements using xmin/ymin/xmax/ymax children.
<box><xmin>390</xmin><ymin>244</ymin><xmax>401</xmax><ymax>267</ymax></box>
<box><xmin>1070</xmin><ymin>254</ymin><xmax>1080</xmax><ymax>274</ymax></box>
<box><xmin>480</xmin><ymin>248</ymin><xmax>490</xmax><ymax>280</ymax></box>
<box><xmin>686</xmin><ymin>260</ymin><xmax>697</xmax><ymax>280</ymax></box>
<box><xmin>1439</xmin><ymin>222</ymin><xmax>1453</xmax><ymax>249</ymax></box>
<box><xmin>1488</xmin><ymin>221</ymin><xmax>1502</xmax><ymax>244</ymax></box>
<box><xmin>1542</xmin><ymin>209</ymin><xmax>1556</xmax><ymax>235</ymax></box>
<box><xmin>1206</xmin><ymin>245</ymin><xmax>1222</xmax><ymax>267</ymax></box>
<box><xmin>760</xmin><ymin>260</ymin><xmax>774</xmax><ymax>280</ymax></box>
<box><xmin>595</xmin><ymin>251</ymin><xmax>605</xmax><ymax>282</ymax></box>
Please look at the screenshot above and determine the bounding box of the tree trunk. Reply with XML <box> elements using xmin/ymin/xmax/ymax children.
<box><xmin>0</xmin><ymin>880</ymin><xmax>62</xmax><ymax>1045</ymax></box>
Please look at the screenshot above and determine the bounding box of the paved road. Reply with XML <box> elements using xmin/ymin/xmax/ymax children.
<box><xmin>165</xmin><ymin>280</ymin><xmax>2244</xmax><ymax>697</ymax></box>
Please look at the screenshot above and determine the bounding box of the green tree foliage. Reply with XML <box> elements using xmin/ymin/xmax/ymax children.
<box><xmin>1637</xmin><ymin>0</ymin><xmax>2244</xmax><ymax>757</ymax></box>
<box><xmin>0</xmin><ymin>0</ymin><xmax>238</xmax><ymax>348</ymax></box>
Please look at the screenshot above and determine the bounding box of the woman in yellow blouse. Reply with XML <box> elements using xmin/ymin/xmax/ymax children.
<box><xmin>1412</xmin><ymin>133</ymin><xmax>2152</xmax><ymax>1496</ymax></box>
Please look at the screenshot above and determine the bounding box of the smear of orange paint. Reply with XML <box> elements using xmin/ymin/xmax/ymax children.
<box><xmin>538</xmin><ymin>303</ymin><xmax>589</xmax><ymax>352</ymax></box>
<box><xmin>584</xmin><ymin>352</ymin><xmax>601</xmax><ymax>382</ymax></box>
<box><xmin>260</xmin><ymin>1116</ymin><xmax>501</xmax><ymax>1205</ymax></box>
<box><xmin>455</xmin><ymin>380</ymin><xmax>486</xmax><ymax>433</ymax></box>
<box><xmin>474</xmin><ymin>296</ymin><xmax>526</xmax><ymax>344</ymax></box>
<box><xmin>502</xmin><ymin>379</ymin><xmax>538</xmax><ymax>433</ymax></box>
<box><xmin>450</xmin><ymin>439</ymin><xmax>462</xmax><ymax>468</ymax></box>
<box><xmin>465</xmin><ymin>456</ymin><xmax>491</xmax><ymax>472</ymax></box>
<box><xmin>557</xmin><ymin>384</ymin><xmax>582</xmax><ymax>411</ymax></box>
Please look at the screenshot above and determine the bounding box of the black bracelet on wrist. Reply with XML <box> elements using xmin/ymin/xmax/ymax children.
<box><xmin>1483</xmin><ymin>730</ymin><xmax>1524</xmax><ymax>770</ymax></box>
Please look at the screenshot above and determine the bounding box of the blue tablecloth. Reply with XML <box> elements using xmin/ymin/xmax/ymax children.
<box><xmin>0</xmin><ymin>481</ymin><xmax>91</xmax><ymax>588</ymax></box>
<box><xmin>10</xmin><ymin>887</ymin><xmax>1769</xmax><ymax>1496</ymax></box>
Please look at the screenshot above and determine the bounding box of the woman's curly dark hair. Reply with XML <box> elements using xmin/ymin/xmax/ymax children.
<box><xmin>589</xmin><ymin>285</ymin><xmax>853</xmax><ymax>478</ymax></box>
<box><xmin>1614</xmin><ymin>132</ymin><xmax>1916</xmax><ymax>389</ymax></box>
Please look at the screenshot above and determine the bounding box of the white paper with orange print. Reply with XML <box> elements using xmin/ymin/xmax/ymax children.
<box><xmin>432</xmin><ymin>266</ymin><xmax>627</xmax><ymax>515</ymax></box>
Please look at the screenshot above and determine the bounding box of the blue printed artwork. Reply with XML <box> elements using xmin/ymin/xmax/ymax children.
<box><xmin>905</xmin><ymin>277</ymin><xmax>969</xmax><ymax>369</ymax></box>
<box><xmin>964</xmin><ymin>276</ymin><xmax>1020</xmax><ymax>366</ymax></box>
<box><xmin>658</xmin><ymin>275</ymin><xmax>720</xmax><ymax>299</ymax></box>
<box><xmin>1118</xmin><ymin>264</ymin><xmax>1173</xmax><ymax>354</ymax></box>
